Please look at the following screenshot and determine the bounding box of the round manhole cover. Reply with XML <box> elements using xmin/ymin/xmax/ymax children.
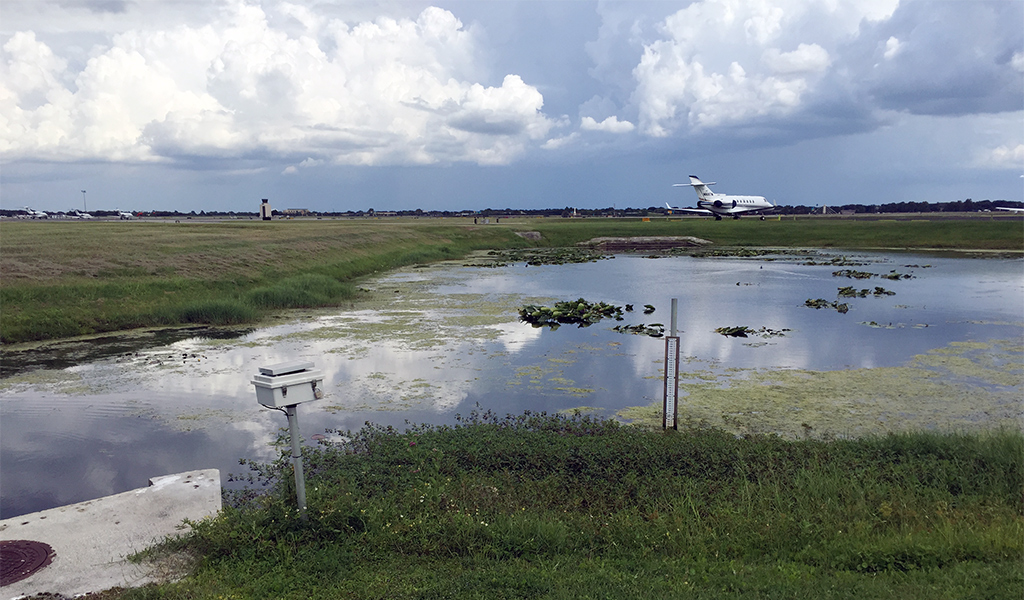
<box><xmin>1</xmin><ymin>540</ymin><xmax>56</xmax><ymax>586</ymax></box>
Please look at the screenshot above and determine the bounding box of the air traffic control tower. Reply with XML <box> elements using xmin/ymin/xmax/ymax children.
<box><xmin>260</xmin><ymin>198</ymin><xmax>272</xmax><ymax>221</ymax></box>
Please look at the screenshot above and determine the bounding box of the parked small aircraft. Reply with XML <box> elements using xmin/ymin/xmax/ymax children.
<box><xmin>23</xmin><ymin>206</ymin><xmax>49</xmax><ymax>219</ymax></box>
<box><xmin>669</xmin><ymin>176</ymin><xmax>775</xmax><ymax>220</ymax></box>
<box><xmin>69</xmin><ymin>210</ymin><xmax>94</xmax><ymax>219</ymax></box>
<box><xmin>119</xmin><ymin>211</ymin><xmax>134</xmax><ymax>220</ymax></box>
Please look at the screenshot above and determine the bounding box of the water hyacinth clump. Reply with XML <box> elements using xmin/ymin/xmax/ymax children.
<box><xmin>714</xmin><ymin>326</ymin><xmax>791</xmax><ymax>338</ymax></box>
<box><xmin>518</xmin><ymin>298</ymin><xmax>625</xmax><ymax>330</ymax></box>
<box><xmin>805</xmin><ymin>298</ymin><xmax>850</xmax><ymax>313</ymax></box>
<box><xmin>838</xmin><ymin>286</ymin><xmax>896</xmax><ymax>298</ymax></box>
<box><xmin>612</xmin><ymin>323</ymin><xmax>664</xmax><ymax>337</ymax></box>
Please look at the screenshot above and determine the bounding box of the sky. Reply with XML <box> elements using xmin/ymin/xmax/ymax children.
<box><xmin>1</xmin><ymin>0</ymin><xmax>1022</xmax><ymax>214</ymax></box>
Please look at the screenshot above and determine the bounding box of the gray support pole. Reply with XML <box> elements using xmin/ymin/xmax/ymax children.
<box><xmin>670</xmin><ymin>298</ymin><xmax>678</xmax><ymax>338</ymax></box>
<box><xmin>285</xmin><ymin>404</ymin><xmax>308</xmax><ymax>520</ymax></box>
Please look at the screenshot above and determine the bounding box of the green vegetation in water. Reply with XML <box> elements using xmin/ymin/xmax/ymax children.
<box><xmin>612</xmin><ymin>323</ymin><xmax>664</xmax><ymax>337</ymax></box>
<box><xmin>689</xmin><ymin>247</ymin><xmax>783</xmax><ymax>258</ymax></box>
<box><xmin>805</xmin><ymin>298</ymin><xmax>850</xmax><ymax>313</ymax></box>
<box><xmin>619</xmin><ymin>339</ymin><xmax>1022</xmax><ymax>439</ymax></box>
<box><xmin>832</xmin><ymin>269</ymin><xmax>913</xmax><ymax>281</ymax></box>
<box><xmin>881</xmin><ymin>269</ymin><xmax>915</xmax><ymax>280</ymax></box>
<box><xmin>804</xmin><ymin>256</ymin><xmax>870</xmax><ymax>266</ymax></box>
<box><xmin>466</xmin><ymin>247</ymin><xmax>612</xmax><ymax>267</ymax></box>
<box><xmin>833</xmin><ymin>269</ymin><xmax>876</xmax><ymax>279</ymax></box>
<box><xmin>715</xmin><ymin>326</ymin><xmax>790</xmax><ymax>338</ymax></box>
<box><xmin>838</xmin><ymin>286</ymin><xmax>896</xmax><ymax>298</ymax></box>
<box><xmin>518</xmin><ymin>298</ymin><xmax>625</xmax><ymax>330</ymax></box>
<box><xmin>113</xmin><ymin>410</ymin><xmax>1021</xmax><ymax>600</ymax></box>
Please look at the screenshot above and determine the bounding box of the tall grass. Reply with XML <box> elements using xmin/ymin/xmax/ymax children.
<box><xmin>116</xmin><ymin>413</ymin><xmax>1023</xmax><ymax>600</ymax></box>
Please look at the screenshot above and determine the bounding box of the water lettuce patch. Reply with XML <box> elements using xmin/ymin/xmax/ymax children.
<box><xmin>518</xmin><ymin>299</ymin><xmax>625</xmax><ymax>330</ymax></box>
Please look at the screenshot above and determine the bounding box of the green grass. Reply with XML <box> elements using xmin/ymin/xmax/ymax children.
<box><xmin>2</xmin><ymin>217</ymin><xmax>1020</xmax><ymax>344</ymax></box>
<box><xmin>0</xmin><ymin>221</ymin><xmax>527</xmax><ymax>343</ymax></box>
<box><xmin>105</xmin><ymin>412</ymin><xmax>1023</xmax><ymax>600</ymax></box>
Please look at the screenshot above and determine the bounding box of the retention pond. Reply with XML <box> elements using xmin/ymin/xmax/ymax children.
<box><xmin>2</xmin><ymin>249</ymin><xmax>1021</xmax><ymax>518</ymax></box>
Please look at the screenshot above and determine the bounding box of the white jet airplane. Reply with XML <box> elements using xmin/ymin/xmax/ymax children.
<box><xmin>70</xmin><ymin>209</ymin><xmax>94</xmax><ymax>219</ymax></box>
<box><xmin>22</xmin><ymin>206</ymin><xmax>49</xmax><ymax>219</ymax></box>
<box><xmin>119</xmin><ymin>211</ymin><xmax>134</xmax><ymax>220</ymax></box>
<box><xmin>669</xmin><ymin>176</ymin><xmax>775</xmax><ymax>220</ymax></box>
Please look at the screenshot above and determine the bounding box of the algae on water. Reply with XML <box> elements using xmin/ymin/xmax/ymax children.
<box><xmin>618</xmin><ymin>339</ymin><xmax>1023</xmax><ymax>438</ymax></box>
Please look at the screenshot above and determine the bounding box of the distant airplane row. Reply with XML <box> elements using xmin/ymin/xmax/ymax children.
<box><xmin>669</xmin><ymin>176</ymin><xmax>1024</xmax><ymax>219</ymax></box>
<box><xmin>16</xmin><ymin>207</ymin><xmax>136</xmax><ymax>219</ymax></box>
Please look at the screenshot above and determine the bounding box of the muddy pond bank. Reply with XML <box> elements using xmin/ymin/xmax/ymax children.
<box><xmin>1</xmin><ymin>249</ymin><xmax>1021</xmax><ymax>518</ymax></box>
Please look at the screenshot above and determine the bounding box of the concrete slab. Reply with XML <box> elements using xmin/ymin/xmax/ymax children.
<box><xmin>0</xmin><ymin>469</ymin><xmax>221</xmax><ymax>599</ymax></box>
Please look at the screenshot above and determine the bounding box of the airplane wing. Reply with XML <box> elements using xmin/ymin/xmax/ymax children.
<box><xmin>666</xmin><ymin>206</ymin><xmax>714</xmax><ymax>215</ymax></box>
<box><xmin>995</xmin><ymin>206</ymin><xmax>1024</xmax><ymax>213</ymax></box>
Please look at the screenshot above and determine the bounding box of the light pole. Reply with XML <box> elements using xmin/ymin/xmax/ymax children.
<box><xmin>81</xmin><ymin>190</ymin><xmax>87</xmax><ymax>212</ymax></box>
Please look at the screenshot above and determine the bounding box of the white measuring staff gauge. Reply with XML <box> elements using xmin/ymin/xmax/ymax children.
<box><xmin>663</xmin><ymin>336</ymin><xmax>680</xmax><ymax>430</ymax></box>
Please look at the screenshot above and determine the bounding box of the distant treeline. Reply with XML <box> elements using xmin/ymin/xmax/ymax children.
<box><xmin>2</xmin><ymin>198</ymin><xmax>1021</xmax><ymax>219</ymax></box>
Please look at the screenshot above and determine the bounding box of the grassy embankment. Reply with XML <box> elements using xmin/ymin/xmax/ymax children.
<box><xmin>111</xmin><ymin>412</ymin><xmax>1021</xmax><ymax>599</ymax></box>
<box><xmin>2</xmin><ymin>217</ymin><xmax>1021</xmax><ymax>344</ymax></box>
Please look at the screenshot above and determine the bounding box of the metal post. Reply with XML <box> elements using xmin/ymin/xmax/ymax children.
<box><xmin>670</xmin><ymin>298</ymin><xmax>678</xmax><ymax>338</ymax></box>
<box><xmin>285</xmin><ymin>404</ymin><xmax>308</xmax><ymax>520</ymax></box>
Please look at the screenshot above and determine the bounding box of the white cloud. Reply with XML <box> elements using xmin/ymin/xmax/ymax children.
<box><xmin>974</xmin><ymin>144</ymin><xmax>1024</xmax><ymax>170</ymax></box>
<box><xmin>0</xmin><ymin>3</ymin><xmax>556</xmax><ymax>166</ymax></box>
<box><xmin>541</xmin><ymin>132</ymin><xmax>579</xmax><ymax>150</ymax></box>
<box><xmin>762</xmin><ymin>43</ymin><xmax>830</xmax><ymax>74</ymax></box>
<box><xmin>1012</xmin><ymin>52</ymin><xmax>1024</xmax><ymax>73</ymax></box>
<box><xmin>580</xmin><ymin>115</ymin><xmax>634</xmax><ymax>133</ymax></box>
<box><xmin>883</xmin><ymin>36</ymin><xmax>901</xmax><ymax>60</ymax></box>
<box><xmin>630</xmin><ymin>0</ymin><xmax>899</xmax><ymax>136</ymax></box>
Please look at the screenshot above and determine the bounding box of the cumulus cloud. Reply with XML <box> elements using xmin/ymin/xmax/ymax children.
<box><xmin>580</xmin><ymin>115</ymin><xmax>634</xmax><ymax>133</ymax></box>
<box><xmin>629</xmin><ymin>0</ymin><xmax>902</xmax><ymax>137</ymax></box>
<box><xmin>0</xmin><ymin>2</ymin><xmax>556</xmax><ymax>166</ymax></box>
<box><xmin>974</xmin><ymin>143</ymin><xmax>1024</xmax><ymax>170</ymax></box>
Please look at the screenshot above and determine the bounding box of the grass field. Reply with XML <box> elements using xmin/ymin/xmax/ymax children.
<box><xmin>100</xmin><ymin>412</ymin><xmax>1022</xmax><ymax>600</ymax></box>
<box><xmin>2</xmin><ymin>216</ymin><xmax>1021</xmax><ymax>344</ymax></box>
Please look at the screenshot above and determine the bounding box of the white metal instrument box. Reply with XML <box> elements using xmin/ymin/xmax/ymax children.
<box><xmin>251</xmin><ymin>361</ymin><xmax>324</xmax><ymax>408</ymax></box>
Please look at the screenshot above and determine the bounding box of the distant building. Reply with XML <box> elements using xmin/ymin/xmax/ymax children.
<box><xmin>282</xmin><ymin>208</ymin><xmax>310</xmax><ymax>216</ymax></box>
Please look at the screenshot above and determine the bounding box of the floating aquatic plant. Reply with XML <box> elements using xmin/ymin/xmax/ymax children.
<box><xmin>833</xmin><ymin>269</ymin><xmax>875</xmax><ymax>279</ymax></box>
<box><xmin>805</xmin><ymin>298</ymin><xmax>850</xmax><ymax>313</ymax></box>
<box><xmin>468</xmin><ymin>248</ymin><xmax>612</xmax><ymax>268</ymax></box>
<box><xmin>803</xmin><ymin>255</ymin><xmax>869</xmax><ymax>266</ymax></box>
<box><xmin>715</xmin><ymin>326</ymin><xmax>790</xmax><ymax>338</ymax></box>
<box><xmin>837</xmin><ymin>286</ymin><xmax>897</xmax><ymax>298</ymax></box>
<box><xmin>518</xmin><ymin>298</ymin><xmax>625</xmax><ymax>329</ymax></box>
<box><xmin>612</xmin><ymin>323</ymin><xmax>664</xmax><ymax>337</ymax></box>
